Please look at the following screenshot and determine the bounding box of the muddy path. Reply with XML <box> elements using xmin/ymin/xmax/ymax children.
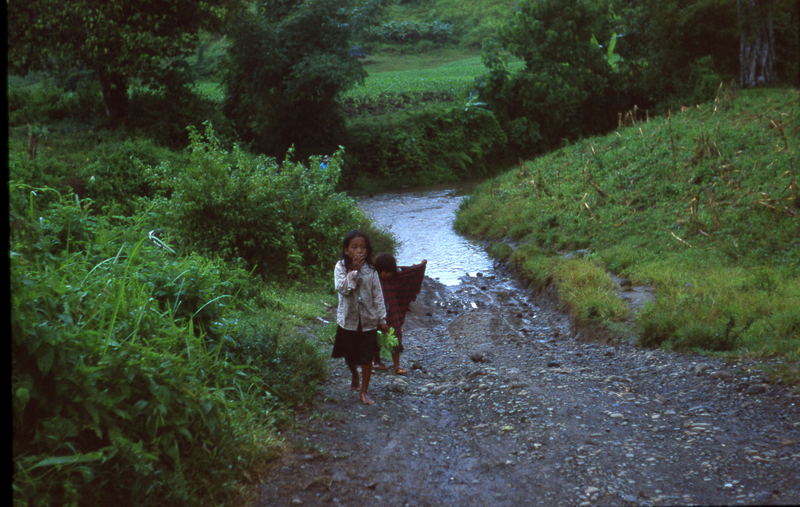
<box><xmin>257</xmin><ymin>269</ymin><xmax>800</xmax><ymax>506</ymax></box>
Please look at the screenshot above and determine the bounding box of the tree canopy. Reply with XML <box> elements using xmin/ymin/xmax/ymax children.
<box><xmin>223</xmin><ymin>0</ymin><xmax>366</xmax><ymax>157</ymax></box>
<box><xmin>8</xmin><ymin>0</ymin><xmax>242</xmax><ymax>124</ymax></box>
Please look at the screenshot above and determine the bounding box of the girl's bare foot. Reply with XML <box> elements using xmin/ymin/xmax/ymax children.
<box><xmin>359</xmin><ymin>392</ymin><xmax>375</xmax><ymax>405</ymax></box>
<box><xmin>351</xmin><ymin>375</ymin><xmax>360</xmax><ymax>392</ymax></box>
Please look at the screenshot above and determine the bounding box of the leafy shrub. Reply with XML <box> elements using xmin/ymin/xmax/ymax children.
<box><xmin>365</xmin><ymin>20</ymin><xmax>454</xmax><ymax>44</ymax></box>
<box><xmin>12</xmin><ymin>193</ymin><xmax>248</xmax><ymax>505</ymax></box>
<box><xmin>125</xmin><ymin>84</ymin><xmax>234</xmax><ymax>149</ymax></box>
<box><xmin>12</xmin><ymin>331</ymin><xmax>251</xmax><ymax>505</ymax></box>
<box><xmin>9</xmin><ymin>181</ymin><xmax>102</xmax><ymax>257</ymax></box>
<box><xmin>11</xmin><ymin>135</ymin><xmax>187</xmax><ymax>217</ymax></box>
<box><xmin>9</xmin><ymin>74</ymin><xmax>105</xmax><ymax>128</ymax></box>
<box><xmin>223</xmin><ymin>0</ymin><xmax>365</xmax><ymax>158</ymax></box>
<box><xmin>344</xmin><ymin>104</ymin><xmax>507</xmax><ymax>188</ymax></box>
<box><xmin>11</xmin><ymin>184</ymin><xmax>331</xmax><ymax>505</ymax></box>
<box><xmin>8</xmin><ymin>78</ymin><xmax>77</xmax><ymax>125</ymax></box>
<box><xmin>76</xmin><ymin>138</ymin><xmax>185</xmax><ymax>215</ymax></box>
<box><xmin>210</xmin><ymin>309</ymin><xmax>327</xmax><ymax>410</ymax></box>
<box><xmin>167</xmin><ymin>123</ymin><xmax>384</xmax><ymax>279</ymax></box>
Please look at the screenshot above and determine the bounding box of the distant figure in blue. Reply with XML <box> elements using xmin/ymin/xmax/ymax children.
<box><xmin>320</xmin><ymin>155</ymin><xmax>330</xmax><ymax>170</ymax></box>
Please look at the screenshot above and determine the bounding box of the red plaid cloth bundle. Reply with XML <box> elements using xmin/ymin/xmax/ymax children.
<box><xmin>380</xmin><ymin>262</ymin><xmax>426</xmax><ymax>332</ymax></box>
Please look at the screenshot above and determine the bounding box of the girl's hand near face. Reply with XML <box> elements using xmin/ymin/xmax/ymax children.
<box><xmin>352</xmin><ymin>254</ymin><xmax>366</xmax><ymax>271</ymax></box>
<box><xmin>345</xmin><ymin>236</ymin><xmax>368</xmax><ymax>273</ymax></box>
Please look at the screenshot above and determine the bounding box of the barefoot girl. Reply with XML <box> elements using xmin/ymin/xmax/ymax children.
<box><xmin>332</xmin><ymin>230</ymin><xmax>388</xmax><ymax>405</ymax></box>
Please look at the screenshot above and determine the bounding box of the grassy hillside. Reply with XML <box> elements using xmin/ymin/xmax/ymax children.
<box><xmin>456</xmin><ymin>87</ymin><xmax>800</xmax><ymax>380</ymax></box>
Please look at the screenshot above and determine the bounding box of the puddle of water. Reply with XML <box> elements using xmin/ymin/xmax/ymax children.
<box><xmin>357</xmin><ymin>187</ymin><xmax>495</xmax><ymax>286</ymax></box>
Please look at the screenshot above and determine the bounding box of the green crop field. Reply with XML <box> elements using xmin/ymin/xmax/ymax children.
<box><xmin>345</xmin><ymin>55</ymin><xmax>524</xmax><ymax>100</ymax></box>
<box><xmin>194</xmin><ymin>54</ymin><xmax>524</xmax><ymax>110</ymax></box>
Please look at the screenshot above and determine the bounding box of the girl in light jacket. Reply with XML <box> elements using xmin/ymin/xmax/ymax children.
<box><xmin>332</xmin><ymin>230</ymin><xmax>388</xmax><ymax>405</ymax></box>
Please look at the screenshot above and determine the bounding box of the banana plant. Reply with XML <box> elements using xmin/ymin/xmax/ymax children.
<box><xmin>591</xmin><ymin>32</ymin><xmax>624</xmax><ymax>72</ymax></box>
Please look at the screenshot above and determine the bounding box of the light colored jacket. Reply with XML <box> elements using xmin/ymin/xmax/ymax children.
<box><xmin>334</xmin><ymin>260</ymin><xmax>386</xmax><ymax>331</ymax></box>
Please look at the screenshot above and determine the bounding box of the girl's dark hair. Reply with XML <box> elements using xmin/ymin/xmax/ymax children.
<box><xmin>373</xmin><ymin>252</ymin><xmax>397</xmax><ymax>274</ymax></box>
<box><xmin>341</xmin><ymin>230</ymin><xmax>373</xmax><ymax>270</ymax></box>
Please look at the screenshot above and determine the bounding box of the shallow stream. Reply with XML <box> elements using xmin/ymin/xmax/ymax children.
<box><xmin>356</xmin><ymin>185</ymin><xmax>494</xmax><ymax>286</ymax></box>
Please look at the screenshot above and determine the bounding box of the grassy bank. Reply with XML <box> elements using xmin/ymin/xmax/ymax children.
<box><xmin>456</xmin><ymin>87</ymin><xmax>799</xmax><ymax>380</ymax></box>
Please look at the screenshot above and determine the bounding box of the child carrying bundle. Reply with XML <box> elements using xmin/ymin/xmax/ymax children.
<box><xmin>373</xmin><ymin>253</ymin><xmax>427</xmax><ymax>375</ymax></box>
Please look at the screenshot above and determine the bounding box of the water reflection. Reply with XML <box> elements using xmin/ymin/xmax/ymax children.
<box><xmin>357</xmin><ymin>187</ymin><xmax>494</xmax><ymax>286</ymax></box>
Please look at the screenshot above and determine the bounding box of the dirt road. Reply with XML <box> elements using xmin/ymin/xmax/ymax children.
<box><xmin>257</xmin><ymin>271</ymin><xmax>800</xmax><ymax>506</ymax></box>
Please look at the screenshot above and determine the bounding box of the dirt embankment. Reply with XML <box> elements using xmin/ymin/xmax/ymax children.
<box><xmin>256</xmin><ymin>271</ymin><xmax>800</xmax><ymax>506</ymax></box>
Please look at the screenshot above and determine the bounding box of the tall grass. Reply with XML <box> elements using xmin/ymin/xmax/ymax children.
<box><xmin>9</xmin><ymin>179</ymin><xmax>337</xmax><ymax>504</ymax></box>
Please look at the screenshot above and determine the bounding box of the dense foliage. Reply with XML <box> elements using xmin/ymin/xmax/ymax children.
<box><xmin>166</xmin><ymin>123</ymin><xmax>388</xmax><ymax>278</ymax></box>
<box><xmin>344</xmin><ymin>103</ymin><xmax>507</xmax><ymax>188</ymax></box>
<box><xmin>481</xmin><ymin>0</ymin><xmax>622</xmax><ymax>151</ymax></box>
<box><xmin>9</xmin><ymin>178</ymin><xmax>328</xmax><ymax>504</ymax></box>
<box><xmin>8</xmin><ymin>0</ymin><xmax>242</xmax><ymax>125</ymax></box>
<box><xmin>9</xmin><ymin>112</ymin><xmax>392</xmax><ymax>505</ymax></box>
<box><xmin>365</xmin><ymin>20</ymin><xmax>455</xmax><ymax>45</ymax></box>
<box><xmin>338</xmin><ymin>0</ymin><xmax>797</xmax><ymax>190</ymax></box>
<box><xmin>223</xmin><ymin>0</ymin><xmax>366</xmax><ymax>157</ymax></box>
<box><xmin>378</xmin><ymin>0</ymin><xmax>519</xmax><ymax>49</ymax></box>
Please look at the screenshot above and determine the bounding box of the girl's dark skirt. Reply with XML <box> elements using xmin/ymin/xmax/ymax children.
<box><xmin>332</xmin><ymin>325</ymin><xmax>377</xmax><ymax>366</ymax></box>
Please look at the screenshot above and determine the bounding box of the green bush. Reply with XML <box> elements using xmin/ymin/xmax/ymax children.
<box><xmin>77</xmin><ymin>138</ymin><xmax>185</xmax><ymax>215</ymax></box>
<box><xmin>9</xmin><ymin>74</ymin><xmax>105</xmax><ymax>127</ymax></box>
<box><xmin>344</xmin><ymin>104</ymin><xmax>507</xmax><ymax>188</ymax></box>
<box><xmin>12</xmin><ymin>193</ymin><xmax>249</xmax><ymax>505</ymax></box>
<box><xmin>125</xmin><ymin>85</ymin><xmax>234</xmax><ymax>149</ymax></box>
<box><xmin>167</xmin><ymin>123</ymin><xmax>385</xmax><ymax>279</ymax></box>
<box><xmin>365</xmin><ymin>20</ymin><xmax>454</xmax><ymax>44</ymax></box>
<box><xmin>9</xmin><ymin>135</ymin><xmax>186</xmax><ymax>217</ymax></box>
<box><xmin>210</xmin><ymin>309</ymin><xmax>327</xmax><ymax>410</ymax></box>
<box><xmin>11</xmin><ymin>183</ymin><xmax>332</xmax><ymax>505</ymax></box>
<box><xmin>8</xmin><ymin>78</ymin><xmax>77</xmax><ymax>125</ymax></box>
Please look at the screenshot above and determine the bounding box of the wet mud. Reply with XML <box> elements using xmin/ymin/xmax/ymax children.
<box><xmin>257</xmin><ymin>270</ymin><xmax>800</xmax><ymax>506</ymax></box>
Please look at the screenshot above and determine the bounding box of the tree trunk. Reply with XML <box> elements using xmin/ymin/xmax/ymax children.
<box><xmin>738</xmin><ymin>0</ymin><xmax>777</xmax><ymax>87</ymax></box>
<box><xmin>98</xmin><ymin>71</ymin><xmax>129</xmax><ymax>126</ymax></box>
